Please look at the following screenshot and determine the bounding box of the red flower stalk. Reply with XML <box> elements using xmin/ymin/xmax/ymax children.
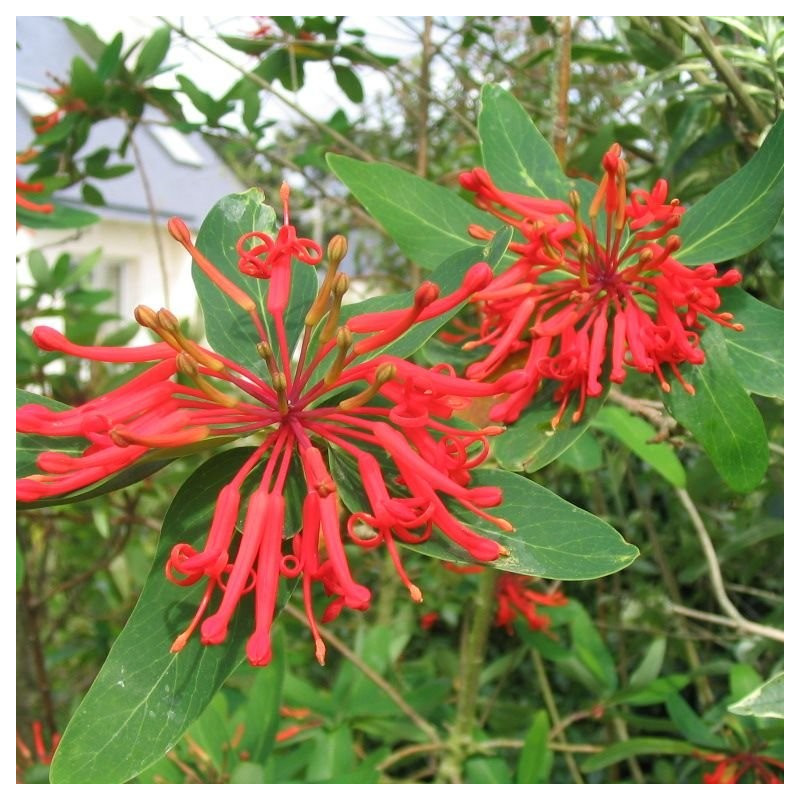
<box><xmin>695</xmin><ymin>751</ymin><xmax>784</xmax><ymax>784</ymax></box>
<box><xmin>18</xmin><ymin>185</ymin><xmax>527</xmax><ymax>667</ymax></box>
<box><xmin>494</xmin><ymin>573</ymin><xmax>567</xmax><ymax>634</ymax></box>
<box><xmin>16</xmin><ymin>722</ymin><xmax>60</xmax><ymax>782</ymax></box>
<box><xmin>459</xmin><ymin>145</ymin><xmax>743</xmax><ymax>426</ymax></box>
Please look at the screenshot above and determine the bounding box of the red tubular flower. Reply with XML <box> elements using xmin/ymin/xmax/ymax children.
<box><xmin>494</xmin><ymin>574</ymin><xmax>567</xmax><ymax>634</ymax></box>
<box><xmin>18</xmin><ymin>185</ymin><xmax>526</xmax><ymax>667</ymax></box>
<box><xmin>459</xmin><ymin>146</ymin><xmax>743</xmax><ymax>426</ymax></box>
<box><xmin>695</xmin><ymin>751</ymin><xmax>784</xmax><ymax>784</ymax></box>
<box><xmin>16</xmin><ymin>721</ymin><xmax>60</xmax><ymax>782</ymax></box>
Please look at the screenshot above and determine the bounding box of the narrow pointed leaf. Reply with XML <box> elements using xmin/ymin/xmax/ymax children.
<box><xmin>327</xmin><ymin>153</ymin><xmax>500</xmax><ymax>270</ymax></box>
<box><xmin>17</xmin><ymin>203</ymin><xmax>100</xmax><ymax>230</ymax></box>
<box><xmin>720</xmin><ymin>287</ymin><xmax>783</xmax><ymax>398</ymax></box>
<box><xmin>582</xmin><ymin>738</ymin><xmax>698</xmax><ymax>771</ymax></box>
<box><xmin>192</xmin><ymin>189</ymin><xmax>318</xmax><ymax>375</ymax></box>
<box><xmin>516</xmin><ymin>710</ymin><xmax>553</xmax><ymax>784</ymax></box>
<box><xmin>678</xmin><ymin>114</ymin><xmax>783</xmax><ymax>264</ymax></box>
<box><xmin>50</xmin><ymin>449</ymin><xmax>260</xmax><ymax>784</ymax></box>
<box><xmin>478</xmin><ymin>84</ymin><xmax>568</xmax><ymax>199</ymax></box>
<box><xmin>592</xmin><ymin>406</ymin><xmax>686</xmax><ymax>487</ymax></box>
<box><xmin>665</xmin><ymin>326</ymin><xmax>769</xmax><ymax>492</ymax></box>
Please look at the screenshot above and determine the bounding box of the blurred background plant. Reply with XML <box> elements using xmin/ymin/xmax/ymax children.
<box><xmin>16</xmin><ymin>15</ymin><xmax>782</xmax><ymax>784</ymax></box>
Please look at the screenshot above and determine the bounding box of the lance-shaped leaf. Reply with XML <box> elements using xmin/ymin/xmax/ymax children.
<box><xmin>327</xmin><ymin>154</ymin><xmax>500</xmax><ymax>271</ymax></box>
<box><xmin>582</xmin><ymin>738</ymin><xmax>699</xmax><ymax>772</ymax></box>
<box><xmin>591</xmin><ymin>405</ymin><xmax>686</xmax><ymax>488</ymax></box>
<box><xmin>478</xmin><ymin>84</ymin><xmax>569</xmax><ymax>199</ymax></box>
<box><xmin>665</xmin><ymin>326</ymin><xmax>769</xmax><ymax>492</ymax></box>
<box><xmin>678</xmin><ymin>114</ymin><xmax>783</xmax><ymax>265</ymax></box>
<box><xmin>50</xmin><ymin>449</ymin><xmax>263</xmax><ymax>784</ymax></box>
<box><xmin>331</xmin><ymin>451</ymin><xmax>638</xmax><ymax>581</ymax></box>
<box><xmin>719</xmin><ymin>287</ymin><xmax>783</xmax><ymax>398</ymax></box>
<box><xmin>192</xmin><ymin>189</ymin><xmax>318</xmax><ymax>375</ymax></box>
<box><xmin>17</xmin><ymin>203</ymin><xmax>99</xmax><ymax>230</ymax></box>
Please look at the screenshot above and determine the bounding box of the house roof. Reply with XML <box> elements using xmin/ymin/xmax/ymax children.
<box><xmin>16</xmin><ymin>16</ymin><xmax>245</xmax><ymax>226</ymax></box>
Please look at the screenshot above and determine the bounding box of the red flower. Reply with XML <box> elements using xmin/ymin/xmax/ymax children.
<box><xmin>459</xmin><ymin>145</ymin><xmax>743</xmax><ymax>426</ymax></box>
<box><xmin>695</xmin><ymin>751</ymin><xmax>783</xmax><ymax>784</ymax></box>
<box><xmin>17</xmin><ymin>186</ymin><xmax>528</xmax><ymax>667</ymax></box>
<box><xmin>16</xmin><ymin>152</ymin><xmax>54</xmax><ymax>223</ymax></box>
<box><xmin>494</xmin><ymin>573</ymin><xmax>567</xmax><ymax>634</ymax></box>
<box><xmin>16</xmin><ymin>722</ymin><xmax>60</xmax><ymax>782</ymax></box>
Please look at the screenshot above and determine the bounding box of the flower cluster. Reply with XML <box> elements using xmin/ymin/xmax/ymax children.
<box><xmin>16</xmin><ymin>151</ymin><xmax>54</xmax><ymax>223</ymax></box>
<box><xmin>459</xmin><ymin>145</ymin><xmax>743</xmax><ymax>426</ymax></box>
<box><xmin>494</xmin><ymin>573</ymin><xmax>567</xmax><ymax>634</ymax></box>
<box><xmin>17</xmin><ymin>186</ymin><xmax>528</xmax><ymax>667</ymax></box>
<box><xmin>695</xmin><ymin>751</ymin><xmax>783</xmax><ymax>784</ymax></box>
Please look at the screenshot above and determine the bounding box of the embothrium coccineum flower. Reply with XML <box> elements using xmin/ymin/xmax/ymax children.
<box><xmin>459</xmin><ymin>145</ymin><xmax>743</xmax><ymax>426</ymax></box>
<box><xmin>17</xmin><ymin>186</ymin><xmax>528</xmax><ymax>667</ymax></box>
<box><xmin>494</xmin><ymin>573</ymin><xmax>567</xmax><ymax>634</ymax></box>
<box><xmin>695</xmin><ymin>751</ymin><xmax>783</xmax><ymax>784</ymax></box>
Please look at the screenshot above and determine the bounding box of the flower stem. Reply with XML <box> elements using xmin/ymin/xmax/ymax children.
<box><xmin>435</xmin><ymin>568</ymin><xmax>497</xmax><ymax>783</ymax></box>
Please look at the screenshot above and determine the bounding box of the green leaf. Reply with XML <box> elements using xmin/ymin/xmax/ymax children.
<box><xmin>478</xmin><ymin>84</ymin><xmax>568</xmax><ymax>199</ymax></box>
<box><xmin>516</xmin><ymin>710</ymin><xmax>553</xmax><ymax>783</ymax></box>
<box><xmin>678</xmin><ymin>114</ymin><xmax>784</xmax><ymax>264</ymax></box>
<box><xmin>581</xmin><ymin>738</ymin><xmax>698</xmax><ymax>771</ymax></box>
<box><xmin>96</xmin><ymin>33</ymin><xmax>124</xmax><ymax>81</ymax></box>
<box><xmin>306</xmin><ymin>728</ymin><xmax>355</xmax><ymax>782</ymax></box>
<box><xmin>240</xmin><ymin>630</ymin><xmax>286</xmax><ymax>762</ymax></box>
<box><xmin>27</xmin><ymin>250</ymin><xmax>51</xmax><ymax>289</ymax></box>
<box><xmin>558</xmin><ymin>431</ymin><xmax>603</xmax><ymax>472</ymax></box>
<box><xmin>592</xmin><ymin>406</ymin><xmax>686</xmax><ymax>487</ymax></box>
<box><xmin>16</xmin><ymin>390</ymin><xmax>84</xmax><ymax>479</ymax></box>
<box><xmin>728</xmin><ymin>672</ymin><xmax>784</xmax><ymax>719</ymax></box>
<box><xmin>333</xmin><ymin>65</ymin><xmax>364</xmax><ymax>103</ymax></box>
<box><xmin>665</xmin><ymin>326</ymin><xmax>769</xmax><ymax>492</ymax></box>
<box><xmin>492</xmin><ymin>389</ymin><xmax>608</xmax><ymax>473</ymax></box>
<box><xmin>332</xmin><ymin>454</ymin><xmax>638</xmax><ymax>580</ymax></box>
<box><xmin>134</xmin><ymin>27</ymin><xmax>171</xmax><ymax>79</ymax></box>
<box><xmin>70</xmin><ymin>56</ymin><xmax>104</xmax><ymax>105</ymax></box>
<box><xmin>64</xmin><ymin>18</ymin><xmax>107</xmax><ymax>62</ymax></box>
<box><xmin>81</xmin><ymin>183</ymin><xmax>106</xmax><ymax>206</ymax></box>
<box><xmin>720</xmin><ymin>288</ymin><xmax>783</xmax><ymax>398</ymax></box>
<box><xmin>629</xmin><ymin>637</ymin><xmax>667</xmax><ymax>688</ymax></box>
<box><xmin>666</xmin><ymin>693</ymin><xmax>727</xmax><ymax>749</ymax></box>
<box><xmin>192</xmin><ymin>190</ymin><xmax>317</xmax><ymax>376</ymax></box>
<box><xmin>327</xmin><ymin>153</ymin><xmax>500</xmax><ymax>270</ymax></box>
<box><xmin>17</xmin><ymin>203</ymin><xmax>100</xmax><ymax>230</ymax></box>
<box><xmin>464</xmin><ymin>756</ymin><xmax>513</xmax><ymax>783</ymax></box>
<box><xmin>568</xmin><ymin>602</ymin><xmax>618</xmax><ymax>692</ymax></box>
<box><xmin>50</xmin><ymin>449</ymin><xmax>259</xmax><ymax>784</ymax></box>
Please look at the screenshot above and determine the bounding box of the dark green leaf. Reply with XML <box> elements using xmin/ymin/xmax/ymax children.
<box><xmin>582</xmin><ymin>738</ymin><xmax>698</xmax><ymax>771</ymax></box>
<box><xmin>568</xmin><ymin>602</ymin><xmax>618</xmax><ymax>692</ymax></box>
<box><xmin>81</xmin><ymin>183</ymin><xmax>106</xmax><ymax>207</ymax></box>
<box><xmin>219</xmin><ymin>34</ymin><xmax>275</xmax><ymax>56</ymax></box>
<box><xmin>728</xmin><ymin>672</ymin><xmax>783</xmax><ymax>719</ymax></box>
<box><xmin>720</xmin><ymin>288</ymin><xmax>783</xmax><ymax>398</ymax></box>
<box><xmin>333</xmin><ymin>65</ymin><xmax>364</xmax><ymax>103</ymax></box>
<box><xmin>592</xmin><ymin>406</ymin><xmax>686</xmax><ymax>487</ymax></box>
<box><xmin>478</xmin><ymin>84</ymin><xmax>568</xmax><ymax>199</ymax></box>
<box><xmin>665</xmin><ymin>693</ymin><xmax>726</xmax><ymax>749</ymax></box>
<box><xmin>516</xmin><ymin>710</ymin><xmax>553</xmax><ymax>783</ymax></box>
<box><xmin>97</xmin><ymin>33</ymin><xmax>124</xmax><ymax>81</ymax></box>
<box><xmin>665</xmin><ymin>326</ymin><xmax>769</xmax><ymax>492</ymax></box>
<box><xmin>492</xmin><ymin>389</ymin><xmax>608</xmax><ymax>473</ymax></box>
<box><xmin>192</xmin><ymin>189</ymin><xmax>317</xmax><ymax>376</ymax></box>
<box><xmin>70</xmin><ymin>56</ymin><xmax>104</xmax><ymax>105</ymax></box>
<box><xmin>678</xmin><ymin>114</ymin><xmax>784</xmax><ymax>264</ymax></box>
<box><xmin>134</xmin><ymin>27</ymin><xmax>171</xmax><ymax>79</ymax></box>
<box><xmin>50</xmin><ymin>449</ymin><xmax>258</xmax><ymax>784</ymax></box>
<box><xmin>327</xmin><ymin>153</ymin><xmax>499</xmax><ymax>270</ymax></box>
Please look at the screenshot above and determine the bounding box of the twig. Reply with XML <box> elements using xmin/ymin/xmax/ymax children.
<box><xmin>283</xmin><ymin>603</ymin><xmax>439</xmax><ymax>742</ymax></box>
<box><xmin>678</xmin><ymin>17</ymin><xmax>769</xmax><ymax>132</ymax></box>
<box><xmin>608</xmin><ymin>387</ymin><xmax>677</xmax><ymax>440</ymax></box>
<box><xmin>551</xmin><ymin>16</ymin><xmax>572</xmax><ymax>166</ymax></box>
<box><xmin>675</xmin><ymin>487</ymin><xmax>783</xmax><ymax>643</ymax></box>
<box><xmin>668</xmin><ymin>603</ymin><xmax>784</xmax><ymax>642</ymax></box>
<box><xmin>378</xmin><ymin>742</ymin><xmax>444</xmax><ymax>773</ymax></box>
<box><xmin>532</xmin><ymin>649</ymin><xmax>584</xmax><ymax>783</ymax></box>
<box><xmin>128</xmin><ymin>126</ymin><xmax>171</xmax><ymax>307</ymax></box>
<box><xmin>435</xmin><ymin>568</ymin><xmax>497</xmax><ymax>783</ymax></box>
